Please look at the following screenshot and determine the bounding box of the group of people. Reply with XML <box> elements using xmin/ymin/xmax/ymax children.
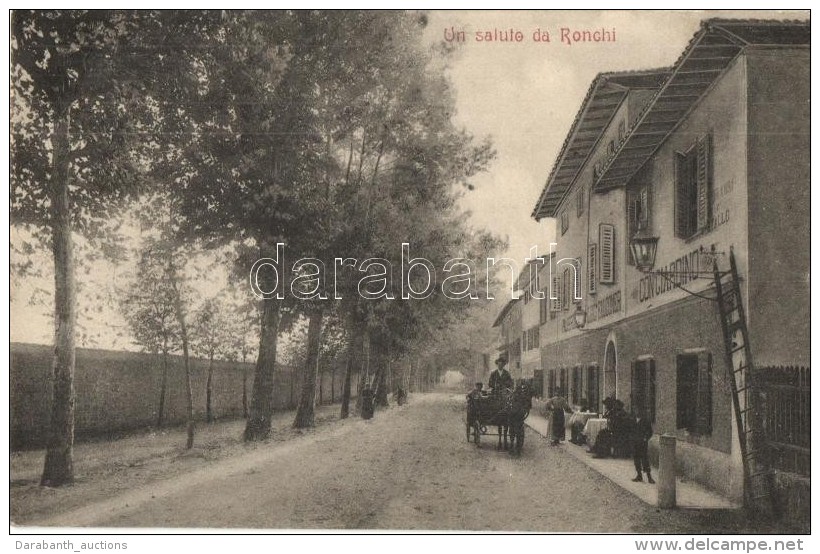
<box><xmin>473</xmin><ymin>354</ymin><xmax>655</xmax><ymax>485</ymax></box>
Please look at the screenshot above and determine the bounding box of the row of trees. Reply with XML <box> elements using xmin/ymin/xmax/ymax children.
<box><xmin>11</xmin><ymin>10</ymin><xmax>504</xmax><ymax>487</ymax></box>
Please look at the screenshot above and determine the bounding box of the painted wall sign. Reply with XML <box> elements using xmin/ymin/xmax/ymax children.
<box><xmin>637</xmin><ymin>247</ymin><xmax>708</xmax><ymax>303</ymax></box>
<box><xmin>586</xmin><ymin>290</ymin><xmax>622</xmax><ymax>323</ymax></box>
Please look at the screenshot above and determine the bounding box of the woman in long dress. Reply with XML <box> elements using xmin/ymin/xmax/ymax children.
<box><xmin>547</xmin><ymin>388</ymin><xmax>571</xmax><ymax>446</ymax></box>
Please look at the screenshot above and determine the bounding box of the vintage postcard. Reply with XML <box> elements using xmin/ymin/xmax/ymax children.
<box><xmin>8</xmin><ymin>9</ymin><xmax>810</xmax><ymax>537</ymax></box>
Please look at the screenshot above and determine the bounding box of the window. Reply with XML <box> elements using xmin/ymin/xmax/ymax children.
<box><xmin>528</xmin><ymin>326</ymin><xmax>540</xmax><ymax>350</ymax></box>
<box><xmin>675</xmin><ymin>134</ymin><xmax>712</xmax><ymax>240</ymax></box>
<box><xmin>572</xmin><ymin>366</ymin><xmax>582</xmax><ymax>405</ymax></box>
<box><xmin>627</xmin><ymin>186</ymin><xmax>650</xmax><ymax>265</ymax></box>
<box><xmin>586</xmin><ymin>365</ymin><xmax>600</xmax><ymax>412</ymax></box>
<box><xmin>548</xmin><ymin>370</ymin><xmax>556</xmax><ymax>397</ymax></box>
<box><xmin>587</xmin><ymin>242</ymin><xmax>598</xmax><ymax>295</ymax></box>
<box><xmin>560</xmin><ymin>210</ymin><xmax>569</xmax><ymax>235</ymax></box>
<box><xmin>676</xmin><ymin>352</ymin><xmax>713</xmax><ymax>435</ymax></box>
<box><xmin>631</xmin><ymin>358</ymin><xmax>656</xmax><ymax>422</ymax></box>
<box><xmin>599</xmin><ymin>223</ymin><xmax>615</xmax><ymax>284</ymax></box>
<box><xmin>533</xmin><ymin>370</ymin><xmax>545</xmax><ymax>399</ymax></box>
<box><xmin>576</xmin><ymin>186</ymin><xmax>586</xmax><ymax>217</ymax></box>
<box><xmin>560</xmin><ymin>367</ymin><xmax>569</xmax><ymax>395</ymax></box>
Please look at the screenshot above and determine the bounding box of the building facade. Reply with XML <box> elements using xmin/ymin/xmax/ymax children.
<box><xmin>529</xmin><ymin>19</ymin><xmax>809</xmax><ymax>501</ymax></box>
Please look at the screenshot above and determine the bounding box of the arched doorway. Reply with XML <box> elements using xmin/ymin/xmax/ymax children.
<box><xmin>603</xmin><ymin>338</ymin><xmax>617</xmax><ymax>401</ymax></box>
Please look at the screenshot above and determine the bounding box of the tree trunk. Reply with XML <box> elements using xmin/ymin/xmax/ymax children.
<box><xmin>244</xmin><ymin>300</ymin><xmax>280</xmax><ymax>441</ymax></box>
<box><xmin>41</xmin><ymin>110</ymin><xmax>76</xmax><ymax>487</ymax></box>
<box><xmin>340</xmin><ymin>322</ymin><xmax>364</xmax><ymax>419</ymax></box>
<box><xmin>174</xmin><ymin>297</ymin><xmax>195</xmax><ymax>449</ymax></box>
<box><xmin>318</xmin><ymin>367</ymin><xmax>323</xmax><ymax>405</ymax></box>
<box><xmin>157</xmin><ymin>348</ymin><xmax>168</xmax><ymax>428</ymax></box>
<box><xmin>242</xmin><ymin>353</ymin><xmax>249</xmax><ymax>419</ymax></box>
<box><xmin>206</xmin><ymin>352</ymin><xmax>214</xmax><ymax>423</ymax></box>
<box><xmin>354</xmin><ymin>329</ymin><xmax>370</xmax><ymax>413</ymax></box>
<box><xmin>293</xmin><ymin>309</ymin><xmax>324</xmax><ymax>428</ymax></box>
<box><xmin>374</xmin><ymin>351</ymin><xmax>389</xmax><ymax>408</ymax></box>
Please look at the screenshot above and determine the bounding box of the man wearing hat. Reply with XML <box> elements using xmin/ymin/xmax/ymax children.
<box><xmin>488</xmin><ymin>354</ymin><xmax>514</xmax><ymax>392</ymax></box>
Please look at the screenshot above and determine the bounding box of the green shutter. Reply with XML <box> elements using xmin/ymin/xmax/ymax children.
<box><xmin>696</xmin><ymin>134</ymin><xmax>712</xmax><ymax>232</ymax></box>
<box><xmin>599</xmin><ymin>223</ymin><xmax>615</xmax><ymax>284</ymax></box>
<box><xmin>675</xmin><ymin>152</ymin><xmax>690</xmax><ymax>238</ymax></box>
<box><xmin>588</xmin><ymin>243</ymin><xmax>597</xmax><ymax>295</ymax></box>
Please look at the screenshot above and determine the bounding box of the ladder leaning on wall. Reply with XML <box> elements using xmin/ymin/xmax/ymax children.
<box><xmin>713</xmin><ymin>247</ymin><xmax>775</xmax><ymax>516</ymax></box>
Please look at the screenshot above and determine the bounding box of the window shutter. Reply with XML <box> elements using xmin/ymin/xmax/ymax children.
<box><xmin>626</xmin><ymin>194</ymin><xmax>637</xmax><ymax>265</ymax></box>
<box><xmin>540</xmin><ymin>293</ymin><xmax>547</xmax><ymax>324</ymax></box>
<box><xmin>587</xmin><ymin>243</ymin><xmax>598</xmax><ymax>295</ymax></box>
<box><xmin>676</xmin><ymin>357</ymin><xmax>687</xmax><ymax>429</ymax></box>
<box><xmin>630</xmin><ymin>361</ymin><xmax>638</xmax><ymax>414</ymax></box>
<box><xmin>696</xmin><ymin>352</ymin><xmax>713</xmax><ymax>435</ymax></box>
<box><xmin>648</xmin><ymin>359</ymin><xmax>656</xmax><ymax>423</ymax></box>
<box><xmin>599</xmin><ymin>224</ymin><xmax>615</xmax><ymax>284</ymax></box>
<box><xmin>550</xmin><ymin>275</ymin><xmax>561</xmax><ymax>312</ymax></box>
<box><xmin>562</xmin><ymin>267</ymin><xmax>572</xmax><ymax>310</ymax></box>
<box><xmin>675</xmin><ymin>152</ymin><xmax>690</xmax><ymax>238</ymax></box>
<box><xmin>696</xmin><ymin>134</ymin><xmax>712</xmax><ymax>232</ymax></box>
<box><xmin>573</xmin><ymin>259</ymin><xmax>582</xmax><ymax>301</ymax></box>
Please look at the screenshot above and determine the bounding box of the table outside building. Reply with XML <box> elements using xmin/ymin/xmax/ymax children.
<box><xmin>583</xmin><ymin>418</ymin><xmax>609</xmax><ymax>449</ymax></box>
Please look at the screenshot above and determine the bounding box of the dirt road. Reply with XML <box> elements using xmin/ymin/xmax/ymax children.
<box><xmin>21</xmin><ymin>393</ymin><xmax>752</xmax><ymax>531</ymax></box>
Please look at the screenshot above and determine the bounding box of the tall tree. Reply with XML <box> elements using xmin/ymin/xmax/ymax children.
<box><xmin>11</xmin><ymin>10</ymin><xmax>169</xmax><ymax>486</ymax></box>
<box><xmin>191</xmin><ymin>297</ymin><xmax>232</xmax><ymax>423</ymax></box>
<box><xmin>119</xmin><ymin>246</ymin><xmax>181</xmax><ymax>428</ymax></box>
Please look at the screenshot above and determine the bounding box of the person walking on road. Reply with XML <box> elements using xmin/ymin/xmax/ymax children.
<box><xmin>631</xmin><ymin>408</ymin><xmax>655</xmax><ymax>483</ymax></box>
<box><xmin>547</xmin><ymin>388</ymin><xmax>571</xmax><ymax>446</ymax></box>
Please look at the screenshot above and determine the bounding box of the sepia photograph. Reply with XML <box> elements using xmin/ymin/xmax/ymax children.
<box><xmin>8</xmin><ymin>8</ymin><xmax>811</xmax><ymax>537</ymax></box>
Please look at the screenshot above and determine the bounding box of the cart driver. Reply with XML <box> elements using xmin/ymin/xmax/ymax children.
<box><xmin>488</xmin><ymin>354</ymin><xmax>513</xmax><ymax>393</ymax></box>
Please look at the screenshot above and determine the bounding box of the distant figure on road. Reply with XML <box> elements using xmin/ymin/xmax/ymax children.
<box><xmin>488</xmin><ymin>355</ymin><xmax>513</xmax><ymax>393</ymax></box>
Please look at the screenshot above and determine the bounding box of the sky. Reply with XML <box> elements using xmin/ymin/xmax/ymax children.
<box><xmin>425</xmin><ymin>9</ymin><xmax>807</xmax><ymax>266</ymax></box>
<box><xmin>9</xmin><ymin>10</ymin><xmax>808</xmax><ymax>349</ymax></box>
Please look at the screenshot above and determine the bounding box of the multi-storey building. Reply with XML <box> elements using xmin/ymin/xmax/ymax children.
<box><xmin>530</xmin><ymin>19</ymin><xmax>809</xmax><ymax>502</ymax></box>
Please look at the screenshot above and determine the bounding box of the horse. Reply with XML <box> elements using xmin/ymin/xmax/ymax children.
<box><xmin>466</xmin><ymin>387</ymin><xmax>514</xmax><ymax>450</ymax></box>
<box><xmin>506</xmin><ymin>381</ymin><xmax>534</xmax><ymax>456</ymax></box>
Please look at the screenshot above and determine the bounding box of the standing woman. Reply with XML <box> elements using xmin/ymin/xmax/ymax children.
<box><xmin>547</xmin><ymin>387</ymin><xmax>571</xmax><ymax>446</ymax></box>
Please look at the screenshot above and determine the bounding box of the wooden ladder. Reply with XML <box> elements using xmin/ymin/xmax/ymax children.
<box><xmin>713</xmin><ymin>247</ymin><xmax>775</xmax><ymax>515</ymax></box>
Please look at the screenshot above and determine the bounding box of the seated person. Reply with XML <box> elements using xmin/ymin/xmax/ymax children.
<box><xmin>466</xmin><ymin>382</ymin><xmax>484</xmax><ymax>401</ymax></box>
<box><xmin>592</xmin><ymin>398</ymin><xmax>633</xmax><ymax>458</ymax></box>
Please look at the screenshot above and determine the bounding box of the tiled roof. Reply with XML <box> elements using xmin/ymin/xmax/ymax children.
<box><xmin>492</xmin><ymin>298</ymin><xmax>519</xmax><ymax>328</ymax></box>
<box><xmin>531</xmin><ymin>69</ymin><xmax>670</xmax><ymax>221</ymax></box>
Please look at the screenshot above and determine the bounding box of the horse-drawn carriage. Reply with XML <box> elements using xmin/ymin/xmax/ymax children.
<box><xmin>465</xmin><ymin>382</ymin><xmax>533</xmax><ymax>455</ymax></box>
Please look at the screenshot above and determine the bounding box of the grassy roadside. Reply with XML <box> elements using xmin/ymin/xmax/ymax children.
<box><xmin>11</xmin><ymin>402</ymin><xmax>353</xmax><ymax>525</ymax></box>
